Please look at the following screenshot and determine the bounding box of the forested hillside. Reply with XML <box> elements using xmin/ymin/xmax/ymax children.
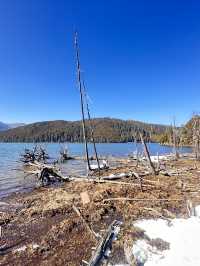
<box><xmin>159</xmin><ymin>115</ymin><xmax>200</xmax><ymax>146</ymax></box>
<box><xmin>0</xmin><ymin>118</ymin><xmax>168</xmax><ymax>143</ymax></box>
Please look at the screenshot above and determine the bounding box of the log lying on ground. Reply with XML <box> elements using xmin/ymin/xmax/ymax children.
<box><xmin>87</xmin><ymin>220</ymin><xmax>121</xmax><ymax>266</ymax></box>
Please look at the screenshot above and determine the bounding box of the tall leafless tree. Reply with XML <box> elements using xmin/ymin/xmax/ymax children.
<box><xmin>74</xmin><ymin>32</ymin><xmax>91</xmax><ymax>170</ymax></box>
<box><xmin>172</xmin><ymin>118</ymin><xmax>179</xmax><ymax>160</ymax></box>
<box><xmin>192</xmin><ymin>115</ymin><xmax>200</xmax><ymax>160</ymax></box>
<box><xmin>140</xmin><ymin>132</ymin><xmax>157</xmax><ymax>175</ymax></box>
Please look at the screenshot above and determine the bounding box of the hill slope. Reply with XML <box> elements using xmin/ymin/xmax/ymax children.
<box><xmin>0</xmin><ymin>122</ymin><xmax>10</xmax><ymax>131</ymax></box>
<box><xmin>0</xmin><ymin>122</ymin><xmax>25</xmax><ymax>132</ymax></box>
<box><xmin>0</xmin><ymin>118</ymin><xmax>169</xmax><ymax>143</ymax></box>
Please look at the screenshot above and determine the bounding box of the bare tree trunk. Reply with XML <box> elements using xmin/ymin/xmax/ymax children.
<box><xmin>82</xmin><ymin>80</ymin><xmax>101</xmax><ymax>175</ymax></box>
<box><xmin>74</xmin><ymin>32</ymin><xmax>91</xmax><ymax>171</ymax></box>
<box><xmin>193</xmin><ymin>116</ymin><xmax>200</xmax><ymax>161</ymax></box>
<box><xmin>173</xmin><ymin>118</ymin><xmax>179</xmax><ymax>160</ymax></box>
<box><xmin>140</xmin><ymin>133</ymin><xmax>157</xmax><ymax>175</ymax></box>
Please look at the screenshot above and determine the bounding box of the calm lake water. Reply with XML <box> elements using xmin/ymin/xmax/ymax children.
<box><xmin>0</xmin><ymin>142</ymin><xmax>192</xmax><ymax>198</ymax></box>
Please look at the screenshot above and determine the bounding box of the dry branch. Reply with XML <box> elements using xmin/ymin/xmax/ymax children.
<box><xmin>103</xmin><ymin>197</ymin><xmax>182</xmax><ymax>203</ymax></box>
<box><xmin>72</xmin><ymin>205</ymin><xmax>98</xmax><ymax>240</ymax></box>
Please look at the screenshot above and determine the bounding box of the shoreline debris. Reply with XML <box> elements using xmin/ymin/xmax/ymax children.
<box><xmin>87</xmin><ymin>220</ymin><xmax>121</xmax><ymax>266</ymax></box>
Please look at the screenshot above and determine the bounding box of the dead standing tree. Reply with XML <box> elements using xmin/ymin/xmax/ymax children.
<box><xmin>172</xmin><ymin>118</ymin><xmax>179</xmax><ymax>160</ymax></box>
<box><xmin>82</xmin><ymin>79</ymin><xmax>101</xmax><ymax>175</ymax></box>
<box><xmin>192</xmin><ymin>116</ymin><xmax>200</xmax><ymax>161</ymax></box>
<box><xmin>139</xmin><ymin>132</ymin><xmax>158</xmax><ymax>175</ymax></box>
<box><xmin>74</xmin><ymin>32</ymin><xmax>91</xmax><ymax>171</ymax></box>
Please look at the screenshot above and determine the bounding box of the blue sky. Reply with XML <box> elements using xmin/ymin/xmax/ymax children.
<box><xmin>0</xmin><ymin>0</ymin><xmax>200</xmax><ymax>125</ymax></box>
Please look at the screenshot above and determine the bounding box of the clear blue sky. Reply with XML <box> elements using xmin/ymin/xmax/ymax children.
<box><xmin>0</xmin><ymin>0</ymin><xmax>200</xmax><ymax>125</ymax></box>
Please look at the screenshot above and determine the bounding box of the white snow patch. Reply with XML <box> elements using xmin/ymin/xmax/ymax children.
<box><xmin>132</xmin><ymin>205</ymin><xmax>200</xmax><ymax>266</ymax></box>
<box><xmin>149</xmin><ymin>155</ymin><xmax>169</xmax><ymax>162</ymax></box>
<box><xmin>133</xmin><ymin>239</ymin><xmax>167</xmax><ymax>265</ymax></box>
<box><xmin>90</xmin><ymin>160</ymin><xmax>109</xmax><ymax>170</ymax></box>
<box><xmin>194</xmin><ymin>205</ymin><xmax>200</xmax><ymax>217</ymax></box>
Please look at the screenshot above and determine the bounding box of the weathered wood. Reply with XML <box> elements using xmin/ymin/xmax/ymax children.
<box><xmin>82</xmin><ymin>80</ymin><xmax>101</xmax><ymax>175</ymax></box>
<box><xmin>70</xmin><ymin>177</ymin><xmax>154</xmax><ymax>188</ymax></box>
<box><xmin>59</xmin><ymin>146</ymin><xmax>74</xmax><ymax>162</ymax></box>
<box><xmin>24</xmin><ymin>161</ymin><xmax>69</xmax><ymax>186</ymax></box>
<box><xmin>74</xmin><ymin>32</ymin><xmax>91</xmax><ymax>171</ymax></box>
<box><xmin>140</xmin><ymin>133</ymin><xmax>157</xmax><ymax>175</ymax></box>
<box><xmin>192</xmin><ymin>116</ymin><xmax>200</xmax><ymax>161</ymax></box>
<box><xmin>173</xmin><ymin>118</ymin><xmax>179</xmax><ymax>160</ymax></box>
<box><xmin>88</xmin><ymin>220</ymin><xmax>121</xmax><ymax>266</ymax></box>
<box><xmin>20</xmin><ymin>146</ymin><xmax>49</xmax><ymax>164</ymax></box>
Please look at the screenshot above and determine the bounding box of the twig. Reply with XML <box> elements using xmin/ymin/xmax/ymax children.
<box><xmin>103</xmin><ymin>197</ymin><xmax>182</xmax><ymax>203</ymax></box>
<box><xmin>72</xmin><ymin>205</ymin><xmax>99</xmax><ymax>240</ymax></box>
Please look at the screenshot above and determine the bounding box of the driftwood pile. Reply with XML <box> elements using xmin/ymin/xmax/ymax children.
<box><xmin>24</xmin><ymin>161</ymin><xmax>69</xmax><ymax>186</ymax></box>
<box><xmin>20</xmin><ymin>146</ymin><xmax>49</xmax><ymax>164</ymax></box>
<box><xmin>20</xmin><ymin>146</ymin><xmax>69</xmax><ymax>186</ymax></box>
<box><xmin>59</xmin><ymin>146</ymin><xmax>74</xmax><ymax>162</ymax></box>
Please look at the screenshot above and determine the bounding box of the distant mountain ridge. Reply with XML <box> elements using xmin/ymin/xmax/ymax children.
<box><xmin>0</xmin><ymin>122</ymin><xmax>25</xmax><ymax>132</ymax></box>
<box><xmin>0</xmin><ymin>118</ymin><xmax>169</xmax><ymax>143</ymax></box>
<box><xmin>0</xmin><ymin>122</ymin><xmax>10</xmax><ymax>131</ymax></box>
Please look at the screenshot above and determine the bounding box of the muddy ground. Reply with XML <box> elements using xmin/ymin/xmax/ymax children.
<box><xmin>0</xmin><ymin>157</ymin><xmax>200</xmax><ymax>265</ymax></box>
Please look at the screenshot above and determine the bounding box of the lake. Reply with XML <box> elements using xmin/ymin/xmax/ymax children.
<box><xmin>0</xmin><ymin>142</ymin><xmax>192</xmax><ymax>198</ymax></box>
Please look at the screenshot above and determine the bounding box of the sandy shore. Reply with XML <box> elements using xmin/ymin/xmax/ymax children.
<box><xmin>0</xmin><ymin>157</ymin><xmax>200</xmax><ymax>265</ymax></box>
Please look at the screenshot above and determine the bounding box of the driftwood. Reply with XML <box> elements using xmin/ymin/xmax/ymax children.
<box><xmin>59</xmin><ymin>146</ymin><xmax>74</xmax><ymax>162</ymax></box>
<box><xmin>24</xmin><ymin>161</ymin><xmax>69</xmax><ymax>186</ymax></box>
<box><xmin>88</xmin><ymin>220</ymin><xmax>121</xmax><ymax>266</ymax></box>
<box><xmin>70</xmin><ymin>177</ymin><xmax>154</xmax><ymax>188</ymax></box>
<box><xmin>20</xmin><ymin>146</ymin><xmax>49</xmax><ymax>164</ymax></box>
<box><xmin>102</xmin><ymin>172</ymin><xmax>130</xmax><ymax>180</ymax></box>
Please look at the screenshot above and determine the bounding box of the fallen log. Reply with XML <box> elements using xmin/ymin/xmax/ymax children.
<box><xmin>88</xmin><ymin>220</ymin><xmax>121</xmax><ymax>266</ymax></box>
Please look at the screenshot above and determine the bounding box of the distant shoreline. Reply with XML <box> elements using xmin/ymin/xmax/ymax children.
<box><xmin>160</xmin><ymin>143</ymin><xmax>193</xmax><ymax>148</ymax></box>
